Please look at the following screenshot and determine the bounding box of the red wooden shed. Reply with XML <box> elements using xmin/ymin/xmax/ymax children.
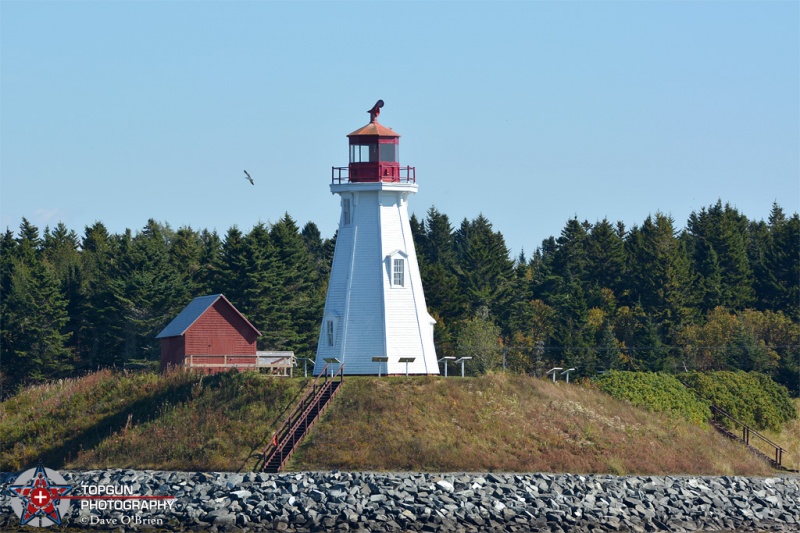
<box><xmin>157</xmin><ymin>294</ymin><xmax>261</xmax><ymax>373</ymax></box>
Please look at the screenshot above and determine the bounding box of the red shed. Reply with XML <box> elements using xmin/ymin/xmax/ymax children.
<box><xmin>157</xmin><ymin>294</ymin><xmax>261</xmax><ymax>373</ymax></box>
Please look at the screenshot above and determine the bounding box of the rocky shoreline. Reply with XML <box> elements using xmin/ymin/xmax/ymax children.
<box><xmin>1</xmin><ymin>469</ymin><xmax>798</xmax><ymax>532</ymax></box>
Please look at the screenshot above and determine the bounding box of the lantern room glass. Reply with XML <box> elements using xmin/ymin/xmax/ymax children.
<box><xmin>350</xmin><ymin>144</ymin><xmax>379</xmax><ymax>163</ymax></box>
<box><xmin>380</xmin><ymin>143</ymin><xmax>398</xmax><ymax>162</ymax></box>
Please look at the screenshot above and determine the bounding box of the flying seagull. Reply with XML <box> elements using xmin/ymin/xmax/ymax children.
<box><xmin>244</xmin><ymin>170</ymin><xmax>254</xmax><ymax>185</ymax></box>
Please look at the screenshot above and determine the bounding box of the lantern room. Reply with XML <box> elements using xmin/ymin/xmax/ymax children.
<box><xmin>346</xmin><ymin>100</ymin><xmax>402</xmax><ymax>183</ymax></box>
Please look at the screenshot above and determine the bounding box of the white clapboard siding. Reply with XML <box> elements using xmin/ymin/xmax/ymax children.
<box><xmin>314</xmin><ymin>182</ymin><xmax>439</xmax><ymax>376</ymax></box>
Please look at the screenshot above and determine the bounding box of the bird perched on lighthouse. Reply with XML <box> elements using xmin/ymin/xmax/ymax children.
<box><xmin>244</xmin><ymin>170</ymin><xmax>254</xmax><ymax>185</ymax></box>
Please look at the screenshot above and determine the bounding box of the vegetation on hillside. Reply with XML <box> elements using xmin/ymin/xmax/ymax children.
<box><xmin>0</xmin><ymin>369</ymin><xmax>306</xmax><ymax>472</ymax></box>
<box><xmin>593</xmin><ymin>371</ymin><xmax>711</xmax><ymax>424</ymax></box>
<box><xmin>593</xmin><ymin>370</ymin><xmax>797</xmax><ymax>433</ymax></box>
<box><xmin>2</xmin><ymin>201</ymin><xmax>798</xmax><ymax>397</ymax></box>
<box><xmin>677</xmin><ymin>371</ymin><xmax>797</xmax><ymax>432</ymax></box>
<box><xmin>5</xmin><ymin>370</ymin><xmax>794</xmax><ymax>475</ymax></box>
<box><xmin>290</xmin><ymin>373</ymin><xmax>780</xmax><ymax>475</ymax></box>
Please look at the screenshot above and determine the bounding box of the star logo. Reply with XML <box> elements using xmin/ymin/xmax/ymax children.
<box><xmin>8</xmin><ymin>464</ymin><xmax>73</xmax><ymax>527</ymax></box>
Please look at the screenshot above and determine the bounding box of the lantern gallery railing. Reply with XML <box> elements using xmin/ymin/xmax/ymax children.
<box><xmin>331</xmin><ymin>166</ymin><xmax>416</xmax><ymax>184</ymax></box>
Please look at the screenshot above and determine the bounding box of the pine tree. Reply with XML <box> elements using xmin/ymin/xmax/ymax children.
<box><xmin>3</xmin><ymin>258</ymin><xmax>73</xmax><ymax>388</ymax></box>
<box><xmin>453</xmin><ymin>214</ymin><xmax>514</xmax><ymax>322</ymax></box>
<box><xmin>240</xmin><ymin>222</ymin><xmax>277</xmax><ymax>337</ymax></box>
<box><xmin>266</xmin><ymin>214</ymin><xmax>323</xmax><ymax>354</ymax></box>
<box><xmin>417</xmin><ymin>208</ymin><xmax>463</xmax><ymax>324</ymax></box>
<box><xmin>217</xmin><ymin>226</ymin><xmax>249</xmax><ymax>307</ymax></box>
<box><xmin>196</xmin><ymin>229</ymin><xmax>222</xmax><ymax>295</ymax></box>
<box><xmin>687</xmin><ymin>201</ymin><xmax>755</xmax><ymax>310</ymax></box>
<box><xmin>169</xmin><ymin>226</ymin><xmax>203</xmax><ymax>293</ymax></box>
<box><xmin>108</xmin><ymin>220</ymin><xmax>189</xmax><ymax>363</ymax></box>
<box><xmin>761</xmin><ymin>207</ymin><xmax>799</xmax><ymax>320</ymax></box>
<box><xmin>586</xmin><ymin>218</ymin><xmax>625</xmax><ymax>297</ymax></box>
<box><xmin>625</xmin><ymin>213</ymin><xmax>699</xmax><ymax>335</ymax></box>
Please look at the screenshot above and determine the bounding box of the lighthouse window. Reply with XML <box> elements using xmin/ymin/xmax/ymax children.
<box><xmin>393</xmin><ymin>258</ymin><xmax>405</xmax><ymax>287</ymax></box>
<box><xmin>380</xmin><ymin>144</ymin><xmax>397</xmax><ymax>162</ymax></box>
<box><xmin>350</xmin><ymin>144</ymin><xmax>378</xmax><ymax>163</ymax></box>
<box><xmin>342</xmin><ymin>198</ymin><xmax>351</xmax><ymax>226</ymax></box>
<box><xmin>326</xmin><ymin>320</ymin><xmax>334</xmax><ymax>346</ymax></box>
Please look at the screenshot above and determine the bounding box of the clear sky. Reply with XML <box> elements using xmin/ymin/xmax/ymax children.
<box><xmin>2</xmin><ymin>1</ymin><xmax>798</xmax><ymax>258</ymax></box>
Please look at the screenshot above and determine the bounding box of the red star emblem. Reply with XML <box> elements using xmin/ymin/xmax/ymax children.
<box><xmin>9</xmin><ymin>464</ymin><xmax>73</xmax><ymax>526</ymax></box>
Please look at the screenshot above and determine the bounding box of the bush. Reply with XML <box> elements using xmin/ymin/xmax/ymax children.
<box><xmin>593</xmin><ymin>371</ymin><xmax>711</xmax><ymax>424</ymax></box>
<box><xmin>678</xmin><ymin>371</ymin><xmax>797</xmax><ymax>432</ymax></box>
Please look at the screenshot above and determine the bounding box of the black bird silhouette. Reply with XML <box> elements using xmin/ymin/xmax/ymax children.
<box><xmin>244</xmin><ymin>170</ymin><xmax>254</xmax><ymax>185</ymax></box>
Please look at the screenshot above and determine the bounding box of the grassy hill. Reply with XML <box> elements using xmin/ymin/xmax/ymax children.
<box><xmin>2</xmin><ymin>369</ymin><xmax>797</xmax><ymax>475</ymax></box>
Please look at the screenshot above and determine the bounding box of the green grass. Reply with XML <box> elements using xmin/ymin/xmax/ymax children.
<box><xmin>1</xmin><ymin>368</ymin><xmax>308</xmax><ymax>472</ymax></box>
<box><xmin>289</xmin><ymin>373</ymin><xmax>779</xmax><ymax>476</ymax></box>
<box><xmin>2</xmin><ymin>370</ymin><xmax>790</xmax><ymax>475</ymax></box>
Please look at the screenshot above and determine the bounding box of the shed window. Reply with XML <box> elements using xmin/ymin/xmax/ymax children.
<box><xmin>393</xmin><ymin>258</ymin><xmax>405</xmax><ymax>287</ymax></box>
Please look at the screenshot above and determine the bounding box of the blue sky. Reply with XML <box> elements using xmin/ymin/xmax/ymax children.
<box><xmin>2</xmin><ymin>1</ymin><xmax>798</xmax><ymax>257</ymax></box>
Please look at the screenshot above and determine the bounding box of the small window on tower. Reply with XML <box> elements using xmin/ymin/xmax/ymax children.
<box><xmin>342</xmin><ymin>198</ymin><xmax>351</xmax><ymax>226</ymax></box>
<box><xmin>326</xmin><ymin>320</ymin><xmax>334</xmax><ymax>347</ymax></box>
<box><xmin>393</xmin><ymin>258</ymin><xmax>405</xmax><ymax>287</ymax></box>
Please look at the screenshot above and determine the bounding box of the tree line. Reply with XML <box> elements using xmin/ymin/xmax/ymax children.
<box><xmin>1</xmin><ymin>200</ymin><xmax>798</xmax><ymax>397</ymax></box>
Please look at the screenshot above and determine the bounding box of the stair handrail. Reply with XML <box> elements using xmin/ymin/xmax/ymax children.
<box><xmin>273</xmin><ymin>365</ymin><xmax>341</xmax><ymax>465</ymax></box>
<box><xmin>711</xmin><ymin>405</ymin><xmax>786</xmax><ymax>467</ymax></box>
<box><xmin>261</xmin><ymin>362</ymin><xmax>329</xmax><ymax>464</ymax></box>
<box><xmin>262</xmin><ymin>363</ymin><xmax>346</xmax><ymax>471</ymax></box>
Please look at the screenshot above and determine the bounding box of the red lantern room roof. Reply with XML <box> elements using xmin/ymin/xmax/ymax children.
<box><xmin>347</xmin><ymin>121</ymin><xmax>399</xmax><ymax>138</ymax></box>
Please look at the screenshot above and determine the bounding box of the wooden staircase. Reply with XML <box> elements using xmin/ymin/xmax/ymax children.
<box><xmin>710</xmin><ymin>405</ymin><xmax>793</xmax><ymax>471</ymax></box>
<box><xmin>259</xmin><ymin>363</ymin><xmax>344</xmax><ymax>473</ymax></box>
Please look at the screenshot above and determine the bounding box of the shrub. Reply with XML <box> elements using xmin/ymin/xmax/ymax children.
<box><xmin>593</xmin><ymin>371</ymin><xmax>711</xmax><ymax>424</ymax></box>
<box><xmin>678</xmin><ymin>371</ymin><xmax>797</xmax><ymax>432</ymax></box>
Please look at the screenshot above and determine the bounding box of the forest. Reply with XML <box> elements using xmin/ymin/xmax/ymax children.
<box><xmin>1</xmin><ymin>200</ymin><xmax>798</xmax><ymax>397</ymax></box>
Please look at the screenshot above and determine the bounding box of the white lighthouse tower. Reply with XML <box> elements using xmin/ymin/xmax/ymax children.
<box><xmin>313</xmin><ymin>101</ymin><xmax>438</xmax><ymax>376</ymax></box>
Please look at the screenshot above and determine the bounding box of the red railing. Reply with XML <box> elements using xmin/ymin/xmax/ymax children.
<box><xmin>331</xmin><ymin>166</ymin><xmax>416</xmax><ymax>184</ymax></box>
<box><xmin>260</xmin><ymin>363</ymin><xmax>345</xmax><ymax>472</ymax></box>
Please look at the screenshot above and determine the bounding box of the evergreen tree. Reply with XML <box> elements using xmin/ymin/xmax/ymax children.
<box><xmin>417</xmin><ymin>208</ymin><xmax>463</xmax><ymax>325</ymax></box>
<box><xmin>301</xmin><ymin>221</ymin><xmax>331</xmax><ymax>286</ymax></box>
<box><xmin>75</xmin><ymin>222</ymin><xmax>119</xmax><ymax>368</ymax></box>
<box><xmin>265</xmin><ymin>214</ymin><xmax>323</xmax><ymax>354</ymax></box>
<box><xmin>3</xmin><ymin>258</ymin><xmax>73</xmax><ymax>389</ymax></box>
<box><xmin>217</xmin><ymin>226</ymin><xmax>249</xmax><ymax>307</ymax></box>
<box><xmin>15</xmin><ymin>218</ymin><xmax>41</xmax><ymax>264</ymax></box>
<box><xmin>586</xmin><ymin>218</ymin><xmax>625</xmax><ymax>298</ymax></box>
<box><xmin>686</xmin><ymin>201</ymin><xmax>755</xmax><ymax>310</ymax></box>
<box><xmin>761</xmin><ymin>207</ymin><xmax>799</xmax><ymax>320</ymax></box>
<box><xmin>196</xmin><ymin>229</ymin><xmax>222</xmax><ymax>295</ymax></box>
<box><xmin>453</xmin><ymin>214</ymin><xmax>514</xmax><ymax>322</ymax></box>
<box><xmin>107</xmin><ymin>220</ymin><xmax>189</xmax><ymax>362</ymax></box>
<box><xmin>168</xmin><ymin>226</ymin><xmax>203</xmax><ymax>293</ymax></box>
<box><xmin>597</xmin><ymin>319</ymin><xmax>624</xmax><ymax>371</ymax></box>
<box><xmin>625</xmin><ymin>213</ymin><xmax>699</xmax><ymax>336</ymax></box>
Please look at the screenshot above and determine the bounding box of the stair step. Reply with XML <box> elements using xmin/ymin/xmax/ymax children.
<box><xmin>261</xmin><ymin>373</ymin><xmax>344</xmax><ymax>473</ymax></box>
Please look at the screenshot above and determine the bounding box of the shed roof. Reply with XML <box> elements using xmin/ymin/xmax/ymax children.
<box><xmin>156</xmin><ymin>294</ymin><xmax>261</xmax><ymax>339</ymax></box>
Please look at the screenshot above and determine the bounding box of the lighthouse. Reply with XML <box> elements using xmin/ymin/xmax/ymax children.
<box><xmin>313</xmin><ymin>101</ymin><xmax>438</xmax><ymax>376</ymax></box>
